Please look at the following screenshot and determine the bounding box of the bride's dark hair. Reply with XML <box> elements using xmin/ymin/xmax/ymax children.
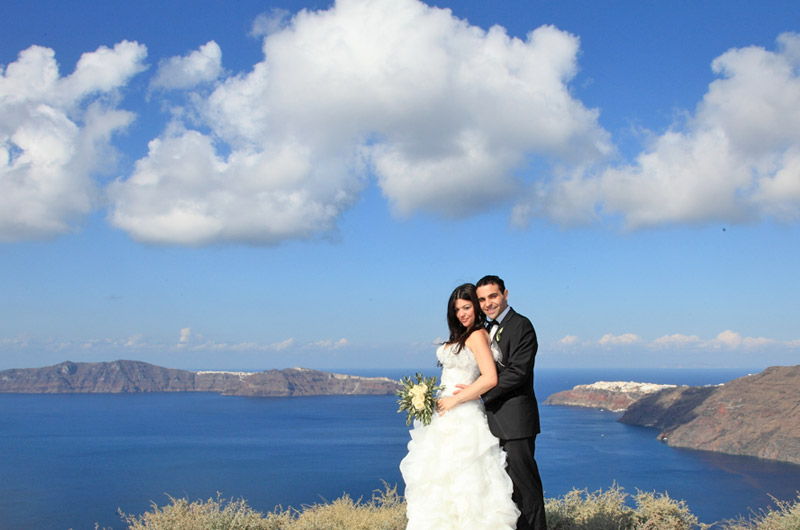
<box><xmin>446</xmin><ymin>283</ymin><xmax>487</xmax><ymax>353</ymax></box>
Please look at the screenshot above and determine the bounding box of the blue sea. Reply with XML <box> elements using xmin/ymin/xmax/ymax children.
<box><xmin>1</xmin><ymin>368</ymin><xmax>799</xmax><ymax>529</ymax></box>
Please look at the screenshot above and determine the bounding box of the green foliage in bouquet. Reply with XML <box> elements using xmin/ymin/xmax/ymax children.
<box><xmin>396</xmin><ymin>372</ymin><xmax>442</xmax><ymax>426</ymax></box>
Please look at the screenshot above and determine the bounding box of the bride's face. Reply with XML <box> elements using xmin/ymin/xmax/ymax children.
<box><xmin>454</xmin><ymin>298</ymin><xmax>476</xmax><ymax>329</ymax></box>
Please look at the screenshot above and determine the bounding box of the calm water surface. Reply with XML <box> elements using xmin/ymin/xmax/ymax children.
<box><xmin>0</xmin><ymin>368</ymin><xmax>798</xmax><ymax>529</ymax></box>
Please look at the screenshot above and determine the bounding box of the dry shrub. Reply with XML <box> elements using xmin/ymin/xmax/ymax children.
<box><xmin>263</xmin><ymin>483</ymin><xmax>406</xmax><ymax>530</ymax></box>
<box><xmin>545</xmin><ymin>484</ymin><xmax>703</xmax><ymax>530</ymax></box>
<box><xmin>631</xmin><ymin>490</ymin><xmax>700</xmax><ymax>530</ymax></box>
<box><xmin>117</xmin><ymin>484</ymin><xmax>406</xmax><ymax>530</ymax></box>
<box><xmin>717</xmin><ymin>494</ymin><xmax>800</xmax><ymax>530</ymax></box>
<box><xmin>115</xmin><ymin>482</ymin><xmax>800</xmax><ymax>530</ymax></box>
<box><xmin>545</xmin><ymin>483</ymin><xmax>633</xmax><ymax>530</ymax></box>
<box><xmin>120</xmin><ymin>493</ymin><xmax>271</xmax><ymax>530</ymax></box>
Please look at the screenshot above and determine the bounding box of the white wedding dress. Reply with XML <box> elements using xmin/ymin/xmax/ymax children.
<box><xmin>399</xmin><ymin>342</ymin><xmax>520</xmax><ymax>529</ymax></box>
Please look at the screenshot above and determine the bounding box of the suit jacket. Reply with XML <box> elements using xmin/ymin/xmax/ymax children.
<box><xmin>482</xmin><ymin>307</ymin><xmax>541</xmax><ymax>440</ymax></box>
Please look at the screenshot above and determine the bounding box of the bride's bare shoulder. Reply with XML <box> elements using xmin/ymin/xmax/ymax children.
<box><xmin>465</xmin><ymin>328</ymin><xmax>490</xmax><ymax>346</ymax></box>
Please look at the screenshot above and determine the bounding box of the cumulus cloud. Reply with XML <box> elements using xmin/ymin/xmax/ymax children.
<box><xmin>598</xmin><ymin>333</ymin><xmax>642</xmax><ymax>346</ymax></box>
<box><xmin>528</xmin><ymin>32</ymin><xmax>800</xmax><ymax>228</ymax></box>
<box><xmin>558</xmin><ymin>334</ymin><xmax>580</xmax><ymax>346</ymax></box>
<box><xmin>150</xmin><ymin>41</ymin><xmax>223</xmax><ymax>90</ymax></box>
<box><xmin>7</xmin><ymin>4</ymin><xmax>800</xmax><ymax>245</ymax></box>
<box><xmin>108</xmin><ymin>0</ymin><xmax>610</xmax><ymax>245</ymax></box>
<box><xmin>0</xmin><ymin>41</ymin><xmax>146</xmax><ymax>241</ymax></box>
<box><xmin>652</xmin><ymin>333</ymin><xmax>702</xmax><ymax>348</ymax></box>
<box><xmin>250</xmin><ymin>9</ymin><xmax>292</xmax><ymax>39</ymax></box>
<box><xmin>708</xmin><ymin>330</ymin><xmax>776</xmax><ymax>349</ymax></box>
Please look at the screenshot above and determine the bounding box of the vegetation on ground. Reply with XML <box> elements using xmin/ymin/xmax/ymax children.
<box><xmin>110</xmin><ymin>484</ymin><xmax>800</xmax><ymax>530</ymax></box>
<box><xmin>717</xmin><ymin>494</ymin><xmax>800</xmax><ymax>530</ymax></box>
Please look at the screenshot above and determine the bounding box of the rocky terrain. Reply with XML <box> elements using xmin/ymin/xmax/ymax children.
<box><xmin>620</xmin><ymin>365</ymin><xmax>800</xmax><ymax>465</ymax></box>
<box><xmin>545</xmin><ymin>365</ymin><xmax>800</xmax><ymax>465</ymax></box>
<box><xmin>544</xmin><ymin>381</ymin><xmax>677</xmax><ymax>412</ymax></box>
<box><xmin>0</xmin><ymin>360</ymin><xmax>401</xmax><ymax>396</ymax></box>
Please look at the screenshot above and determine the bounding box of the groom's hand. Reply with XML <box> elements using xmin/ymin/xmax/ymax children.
<box><xmin>452</xmin><ymin>384</ymin><xmax>468</xmax><ymax>395</ymax></box>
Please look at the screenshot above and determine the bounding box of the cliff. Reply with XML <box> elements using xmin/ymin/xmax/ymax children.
<box><xmin>620</xmin><ymin>365</ymin><xmax>800</xmax><ymax>465</ymax></box>
<box><xmin>544</xmin><ymin>365</ymin><xmax>800</xmax><ymax>465</ymax></box>
<box><xmin>0</xmin><ymin>360</ymin><xmax>401</xmax><ymax>397</ymax></box>
<box><xmin>544</xmin><ymin>381</ymin><xmax>678</xmax><ymax>412</ymax></box>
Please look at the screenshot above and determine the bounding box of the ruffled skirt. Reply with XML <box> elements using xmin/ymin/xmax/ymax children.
<box><xmin>399</xmin><ymin>399</ymin><xmax>519</xmax><ymax>529</ymax></box>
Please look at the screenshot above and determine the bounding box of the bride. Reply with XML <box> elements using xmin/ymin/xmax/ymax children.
<box><xmin>399</xmin><ymin>283</ymin><xmax>519</xmax><ymax>529</ymax></box>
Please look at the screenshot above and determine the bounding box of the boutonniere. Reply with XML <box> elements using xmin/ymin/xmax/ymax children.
<box><xmin>495</xmin><ymin>327</ymin><xmax>504</xmax><ymax>343</ymax></box>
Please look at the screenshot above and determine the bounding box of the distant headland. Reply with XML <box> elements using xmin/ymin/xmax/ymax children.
<box><xmin>0</xmin><ymin>360</ymin><xmax>401</xmax><ymax>397</ymax></box>
<box><xmin>545</xmin><ymin>364</ymin><xmax>800</xmax><ymax>465</ymax></box>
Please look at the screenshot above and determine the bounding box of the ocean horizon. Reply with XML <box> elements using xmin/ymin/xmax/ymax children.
<box><xmin>1</xmin><ymin>367</ymin><xmax>798</xmax><ymax>529</ymax></box>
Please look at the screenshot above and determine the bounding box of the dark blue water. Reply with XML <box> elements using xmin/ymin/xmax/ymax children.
<box><xmin>0</xmin><ymin>368</ymin><xmax>798</xmax><ymax>529</ymax></box>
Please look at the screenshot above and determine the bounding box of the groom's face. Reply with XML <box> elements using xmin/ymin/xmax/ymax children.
<box><xmin>476</xmin><ymin>283</ymin><xmax>508</xmax><ymax>321</ymax></box>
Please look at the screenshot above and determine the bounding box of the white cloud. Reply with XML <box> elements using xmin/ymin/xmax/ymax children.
<box><xmin>123</xmin><ymin>334</ymin><xmax>143</xmax><ymax>348</ymax></box>
<box><xmin>308</xmin><ymin>338</ymin><xmax>349</xmax><ymax>349</ymax></box>
<box><xmin>108</xmin><ymin>0</ymin><xmax>610</xmax><ymax>245</ymax></box>
<box><xmin>6</xmin><ymin>6</ymin><xmax>800</xmax><ymax>245</ymax></box>
<box><xmin>0</xmin><ymin>41</ymin><xmax>146</xmax><ymax>241</ymax></box>
<box><xmin>528</xmin><ymin>32</ymin><xmax>800</xmax><ymax>229</ymax></box>
<box><xmin>179</xmin><ymin>327</ymin><xmax>192</xmax><ymax>344</ymax></box>
<box><xmin>708</xmin><ymin>330</ymin><xmax>776</xmax><ymax>350</ymax></box>
<box><xmin>652</xmin><ymin>333</ymin><xmax>702</xmax><ymax>348</ymax></box>
<box><xmin>553</xmin><ymin>330</ymin><xmax>793</xmax><ymax>353</ymax></box>
<box><xmin>598</xmin><ymin>333</ymin><xmax>642</xmax><ymax>346</ymax></box>
<box><xmin>250</xmin><ymin>9</ymin><xmax>291</xmax><ymax>39</ymax></box>
<box><xmin>273</xmin><ymin>338</ymin><xmax>295</xmax><ymax>350</ymax></box>
<box><xmin>710</xmin><ymin>330</ymin><xmax>743</xmax><ymax>349</ymax></box>
<box><xmin>742</xmin><ymin>336</ymin><xmax>776</xmax><ymax>348</ymax></box>
<box><xmin>558</xmin><ymin>334</ymin><xmax>580</xmax><ymax>346</ymax></box>
<box><xmin>150</xmin><ymin>41</ymin><xmax>223</xmax><ymax>90</ymax></box>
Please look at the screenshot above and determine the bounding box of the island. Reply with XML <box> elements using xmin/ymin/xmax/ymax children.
<box><xmin>545</xmin><ymin>365</ymin><xmax>800</xmax><ymax>465</ymax></box>
<box><xmin>544</xmin><ymin>381</ymin><xmax>678</xmax><ymax>412</ymax></box>
<box><xmin>0</xmin><ymin>360</ymin><xmax>401</xmax><ymax>397</ymax></box>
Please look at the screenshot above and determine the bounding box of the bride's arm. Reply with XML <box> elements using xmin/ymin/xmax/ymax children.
<box><xmin>437</xmin><ymin>330</ymin><xmax>498</xmax><ymax>415</ymax></box>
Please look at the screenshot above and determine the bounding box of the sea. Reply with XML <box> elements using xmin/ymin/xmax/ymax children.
<box><xmin>1</xmin><ymin>367</ymin><xmax>799</xmax><ymax>530</ymax></box>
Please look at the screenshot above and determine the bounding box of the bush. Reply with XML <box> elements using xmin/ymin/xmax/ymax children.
<box><xmin>119</xmin><ymin>493</ymin><xmax>271</xmax><ymax>530</ymax></box>
<box><xmin>262</xmin><ymin>483</ymin><xmax>406</xmax><ymax>530</ymax></box>
<box><xmin>116</xmin><ymin>483</ymin><xmax>406</xmax><ymax>530</ymax></box>
<box><xmin>115</xmin><ymin>484</ymin><xmax>800</xmax><ymax>530</ymax></box>
<box><xmin>717</xmin><ymin>494</ymin><xmax>800</xmax><ymax>530</ymax></box>
<box><xmin>544</xmin><ymin>484</ymin><xmax>701</xmax><ymax>530</ymax></box>
<box><xmin>630</xmin><ymin>490</ymin><xmax>699</xmax><ymax>530</ymax></box>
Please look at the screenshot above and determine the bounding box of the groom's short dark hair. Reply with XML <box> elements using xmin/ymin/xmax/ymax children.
<box><xmin>477</xmin><ymin>275</ymin><xmax>505</xmax><ymax>292</ymax></box>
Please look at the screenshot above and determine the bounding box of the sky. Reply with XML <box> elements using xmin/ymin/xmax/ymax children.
<box><xmin>1</xmin><ymin>0</ymin><xmax>799</xmax><ymax>373</ymax></box>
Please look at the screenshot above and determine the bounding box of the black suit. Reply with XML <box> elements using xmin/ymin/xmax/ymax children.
<box><xmin>483</xmin><ymin>307</ymin><xmax>547</xmax><ymax>530</ymax></box>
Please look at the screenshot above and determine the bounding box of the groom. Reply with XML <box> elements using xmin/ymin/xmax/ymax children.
<box><xmin>476</xmin><ymin>275</ymin><xmax>547</xmax><ymax>530</ymax></box>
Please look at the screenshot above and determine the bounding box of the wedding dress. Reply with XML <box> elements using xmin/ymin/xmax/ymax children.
<box><xmin>399</xmin><ymin>342</ymin><xmax>520</xmax><ymax>529</ymax></box>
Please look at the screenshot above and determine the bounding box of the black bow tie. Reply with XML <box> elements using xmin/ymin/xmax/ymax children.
<box><xmin>487</xmin><ymin>320</ymin><xmax>500</xmax><ymax>329</ymax></box>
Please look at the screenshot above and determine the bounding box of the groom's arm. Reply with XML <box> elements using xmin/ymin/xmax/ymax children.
<box><xmin>482</xmin><ymin>318</ymin><xmax>537</xmax><ymax>404</ymax></box>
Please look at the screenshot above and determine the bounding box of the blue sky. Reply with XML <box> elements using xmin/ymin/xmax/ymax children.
<box><xmin>1</xmin><ymin>0</ymin><xmax>799</xmax><ymax>372</ymax></box>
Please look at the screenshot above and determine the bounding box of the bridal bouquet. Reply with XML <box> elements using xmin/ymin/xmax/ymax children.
<box><xmin>397</xmin><ymin>372</ymin><xmax>442</xmax><ymax>426</ymax></box>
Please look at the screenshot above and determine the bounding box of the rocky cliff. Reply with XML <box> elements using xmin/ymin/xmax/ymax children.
<box><xmin>620</xmin><ymin>365</ymin><xmax>800</xmax><ymax>465</ymax></box>
<box><xmin>544</xmin><ymin>381</ymin><xmax>678</xmax><ymax>412</ymax></box>
<box><xmin>544</xmin><ymin>365</ymin><xmax>800</xmax><ymax>465</ymax></box>
<box><xmin>0</xmin><ymin>360</ymin><xmax>401</xmax><ymax>397</ymax></box>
